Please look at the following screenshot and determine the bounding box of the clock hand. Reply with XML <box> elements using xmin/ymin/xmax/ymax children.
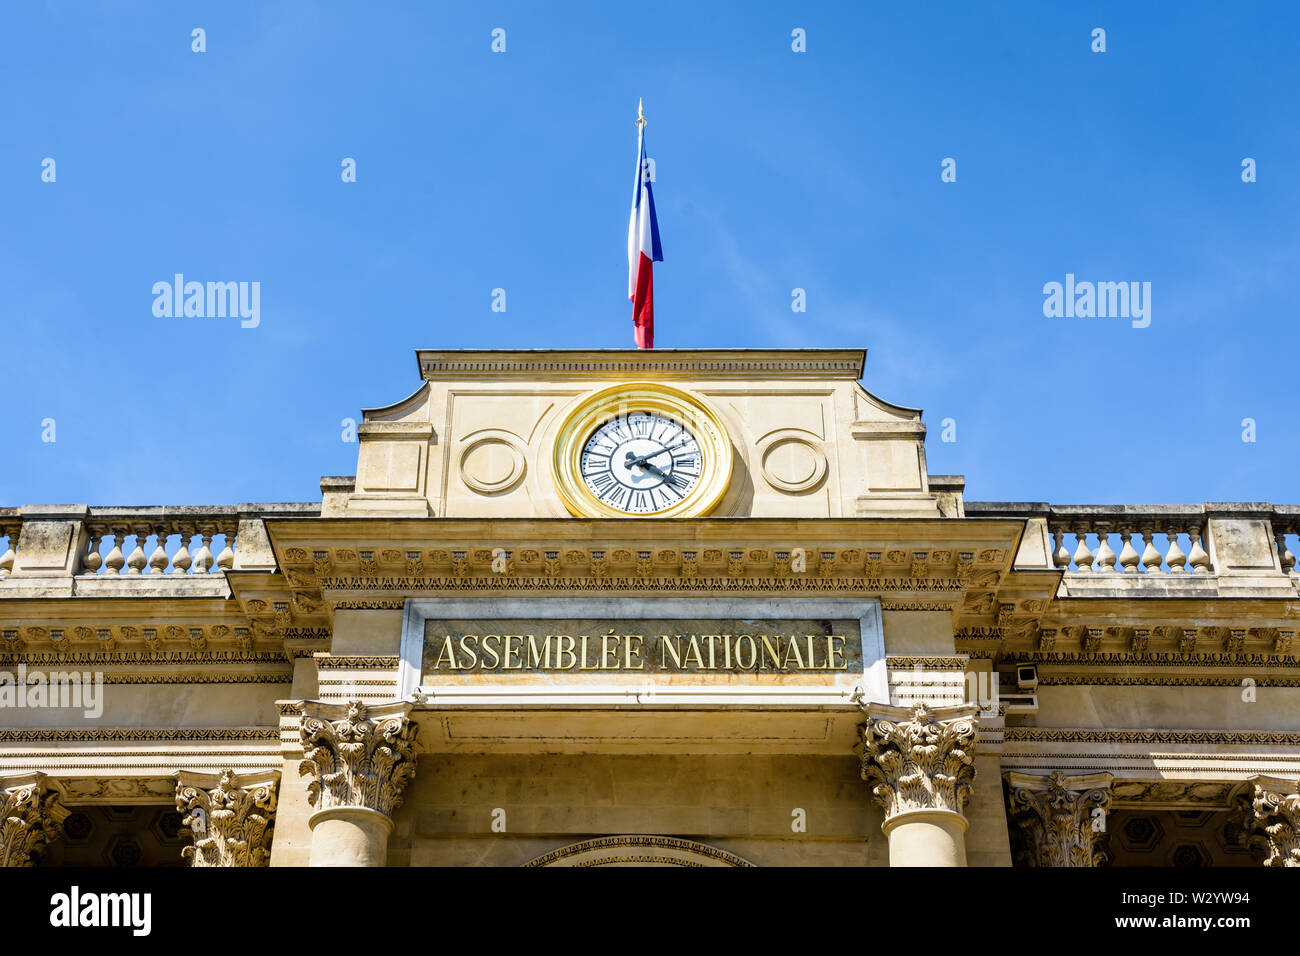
<box><xmin>627</xmin><ymin>440</ymin><xmax>691</xmax><ymax>468</ymax></box>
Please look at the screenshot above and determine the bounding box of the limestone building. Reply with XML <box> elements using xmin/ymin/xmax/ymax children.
<box><xmin>1</xmin><ymin>348</ymin><xmax>1297</xmax><ymax>867</ymax></box>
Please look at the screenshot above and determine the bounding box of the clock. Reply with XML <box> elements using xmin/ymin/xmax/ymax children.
<box><xmin>552</xmin><ymin>382</ymin><xmax>733</xmax><ymax>517</ymax></box>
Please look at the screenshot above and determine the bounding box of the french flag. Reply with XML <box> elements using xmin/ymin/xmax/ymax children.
<box><xmin>627</xmin><ymin>102</ymin><xmax>662</xmax><ymax>349</ymax></box>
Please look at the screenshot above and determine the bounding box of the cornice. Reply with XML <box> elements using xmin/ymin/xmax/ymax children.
<box><xmin>0</xmin><ymin>728</ymin><xmax>279</xmax><ymax>742</ymax></box>
<box><xmin>414</xmin><ymin>348</ymin><xmax>867</xmax><ymax>382</ymax></box>
<box><xmin>1003</xmin><ymin>728</ymin><xmax>1300</xmax><ymax>745</ymax></box>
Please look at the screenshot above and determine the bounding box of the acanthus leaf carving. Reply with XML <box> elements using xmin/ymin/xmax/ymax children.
<box><xmin>1005</xmin><ymin>770</ymin><xmax>1113</xmax><ymax>867</ymax></box>
<box><xmin>175</xmin><ymin>769</ymin><xmax>279</xmax><ymax>868</ymax></box>
<box><xmin>859</xmin><ymin>702</ymin><xmax>978</xmax><ymax>821</ymax></box>
<box><xmin>297</xmin><ymin>700</ymin><xmax>418</xmax><ymax>819</ymax></box>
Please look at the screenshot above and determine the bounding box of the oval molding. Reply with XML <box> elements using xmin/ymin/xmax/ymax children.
<box><xmin>759</xmin><ymin>432</ymin><xmax>827</xmax><ymax>493</ymax></box>
<box><xmin>522</xmin><ymin>834</ymin><xmax>754</xmax><ymax>868</ymax></box>
<box><xmin>459</xmin><ymin>436</ymin><xmax>526</xmax><ymax>494</ymax></box>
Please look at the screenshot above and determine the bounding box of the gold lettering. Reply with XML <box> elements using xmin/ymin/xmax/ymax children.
<box><xmin>702</xmin><ymin>635</ymin><xmax>720</xmax><ymax>669</ymax></box>
<box><xmin>555</xmin><ymin>635</ymin><xmax>576</xmax><ymax>670</ymax></box>
<box><xmin>578</xmin><ymin>635</ymin><xmax>598</xmax><ymax>670</ymax></box>
<box><xmin>503</xmin><ymin>635</ymin><xmax>524</xmax><ymax>669</ymax></box>
<box><xmin>782</xmin><ymin>635</ymin><xmax>806</xmax><ymax>669</ymax></box>
<box><xmin>682</xmin><ymin>635</ymin><xmax>704</xmax><ymax>669</ymax></box>
<box><xmin>432</xmin><ymin>635</ymin><xmax>460</xmax><ymax>670</ymax></box>
<box><xmin>601</xmin><ymin>630</ymin><xmax>621</xmax><ymax>670</ymax></box>
<box><xmin>759</xmin><ymin>635</ymin><xmax>782</xmax><ymax>670</ymax></box>
<box><xmin>526</xmin><ymin>635</ymin><xmax>551</xmax><ymax>669</ymax></box>
<box><xmin>828</xmin><ymin>635</ymin><xmax>847</xmax><ymax>670</ymax></box>
<box><xmin>625</xmin><ymin>634</ymin><xmax>644</xmax><ymax>669</ymax></box>
<box><xmin>457</xmin><ymin>634</ymin><xmax>479</xmax><ymax>670</ymax></box>
<box><xmin>734</xmin><ymin>635</ymin><xmax>756</xmax><ymax>669</ymax></box>
<box><xmin>806</xmin><ymin>635</ymin><xmax>817</xmax><ymax>669</ymax></box>
<box><xmin>721</xmin><ymin>634</ymin><xmax>732</xmax><ymax>669</ymax></box>
<box><xmin>480</xmin><ymin>634</ymin><xmax>502</xmax><ymax>669</ymax></box>
<box><xmin>661</xmin><ymin>635</ymin><xmax>684</xmax><ymax>669</ymax></box>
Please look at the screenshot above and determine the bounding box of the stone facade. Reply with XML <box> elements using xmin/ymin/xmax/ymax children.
<box><xmin>0</xmin><ymin>347</ymin><xmax>1297</xmax><ymax>867</ymax></box>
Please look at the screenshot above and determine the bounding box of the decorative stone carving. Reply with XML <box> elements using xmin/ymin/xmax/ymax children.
<box><xmin>459</xmin><ymin>435</ymin><xmax>526</xmax><ymax>494</ymax></box>
<box><xmin>174</xmin><ymin>769</ymin><xmax>280</xmax><ymax>867</ymax></box>
<box><xmin>859</xmin><ymin>702</ymin><xmax>979</xmax><ymax>820</ymax></box>
<box><xmin>298</xmin><ymin>700</ymin><xmax>418</xmax><ymax>818</ymax></box>
<box><xmin>0</xmin><ymin>772</ymin><xmax>69</xmax><ymax>867</ymax></box>
<box><xmin>1240</xmin><ymin>775</ymin><xmax>1300</xmax><ymax>867</ymax></box>
<box><xmin>1005</xmin><ymin>770</ymin><xmax>1114</xmax><ymax>867</ymax></box>
<box><xmin>758</xmin><ymin>432</ymin><xmax>827</xmax><ymax>493</ymax></box>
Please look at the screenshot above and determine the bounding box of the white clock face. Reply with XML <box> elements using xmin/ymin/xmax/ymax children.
<box><xmin>578</xmin><ymin>411</ymin><xmax>703</xmax><ymax>514</ymax></box>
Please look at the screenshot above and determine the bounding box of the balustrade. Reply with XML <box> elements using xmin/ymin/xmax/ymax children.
<box><xmin>0</xmin><ymin>512</ymin><xmax>18</xmax><ymax>577</ymax></box>
<box><xmin>1272</xmin><ymin>509</ymin><xmax>1299</xmax><ymax>575</ymax></box>
<box><xmin>1047</xmin><ymin>511</ymin><xmax>1212</xmax><ymax>575</ymax></box>
<box><xmin>80</xmin><ymin>509</ymin><xmax>237</xmax><ymax>575</ymax></box>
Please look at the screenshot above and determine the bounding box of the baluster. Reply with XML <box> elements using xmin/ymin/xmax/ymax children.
<box><xmin>171</xmin><ymin>526</ymin><xmax>193</xmax><ymax>574</ymax></box>
<box><xmin>193</xmin><ymin>528</ymin><xmax>214</xmax><ymax>574</ymax></box>
<box><xmin>1187</xmin><ymin>525</ymin><xmax>1211</xmax><ymax>575</ymax></box>
<box><xmin>125</xmin><ymin>525</ymin><xmax>149</xmax><ymax>574</ymax></box>
<box><xmin>82</xmin><ymin>531</ymin><xmax>103</xmax><ymax>574</ymax></box>
<box><xmin>1117</xmin><ymin>530</ymin><xmax>1140</xmax><ymax>574</ymax></box>
<box><xmin>104</xmin><ymin>529</ymin><xmax>126</xmax><ymax>574</ymax></box>
<box><xmin>1277</xmin><ymin>531</ymin><xmax>1296</xmax><ymax>574</ymax></box>
<box><xmin>148</xmin><ymin>525</ymin><xmax>170</xmax><ymax>574</ymax></box>
<box><xmin>1071</xmin><ymin>524</ymin><xmax>1094</xmax><ymax>572</ymax></box>
<box><xmin>1094</xmin><ymin>522</ymin><xmax>1117</xmax><ymax>572</ymax></box>
<box><xmin>0</xmin><ymin>527</ymin><xmax>16</xmax><ymax>576</ymax></box>
<box><xmin>1164</xmin><ymin>525</ymin><xmax>1187</xmax><ymax>573</ymax></box>
<box><xmin>1138</xmin><ymin>525</ymin><xmax>1163</xmax><ymax>574</ymax></box>
<box><xmin>1052</xmin><ymin>528</ymin><xmax>1071</xmax><ymax>569</ymax></box>
<box><xmin>215</xmin><ymin>526</ymin><xmax>235</xmax><ymax>571</ymax></box>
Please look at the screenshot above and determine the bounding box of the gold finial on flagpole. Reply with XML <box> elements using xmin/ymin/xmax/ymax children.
<box><xmin>636</xmin><ymin>98</ymin><xmax>646</xmax><ymax>128</ymax></box>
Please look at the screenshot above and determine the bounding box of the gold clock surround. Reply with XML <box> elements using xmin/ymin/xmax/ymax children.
<box><xmin>552</xmin><ymin>381</ymin><xmax>734</xmax><ymax>518</ymax></box>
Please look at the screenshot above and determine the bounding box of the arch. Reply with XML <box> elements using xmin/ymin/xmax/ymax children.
<box><xmin>522</xmin><ymin>835</ymin><xmax>754</xmax><ymax>867</ymax></box>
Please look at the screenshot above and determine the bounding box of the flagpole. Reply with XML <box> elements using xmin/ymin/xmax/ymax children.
<box><xmin>629</xmin><ymin>98</ymin><xmax>657</xmax><ymax>349</ymax></box>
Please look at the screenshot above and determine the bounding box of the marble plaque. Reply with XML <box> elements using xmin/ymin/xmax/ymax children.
<box><xmin>421</xmin><ymin>618</ymin><xmax>864</xmax><ymax>675</ymax></box>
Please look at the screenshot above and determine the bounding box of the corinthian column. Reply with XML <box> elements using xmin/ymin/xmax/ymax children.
<box><xmin>1241</xmin><ymin>774</ymin><xmax>1300</xmax><ymax>867</ymax></box>
<box><xmin>859</xmin><ymin>702</ymin><xmax>979</xmax><ymax>867</ymax></box>
<box><xmin>0</xmin><ymin>772</ymin><xmax>69</xmax><ymax>867</ymax></box>
<box><xmin>297</xmin><ymin>699</ymin><xmax>418</xmax><ymax>867</ymax></box>
<box><xmin>175</xmin><ymin>769</ymin><xmax>280</xmax><ymax>867</ymax></box>
<box><xmin>1004</xmin><ymin>771</ymin><xmax>1113</xmax><ymax>867</ymax></box>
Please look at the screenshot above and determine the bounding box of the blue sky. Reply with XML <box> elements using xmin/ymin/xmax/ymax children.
<box><xmin>2</xmin><ymin>1</ymin><xmax>1296</xmax><ymax>507</ymax></box>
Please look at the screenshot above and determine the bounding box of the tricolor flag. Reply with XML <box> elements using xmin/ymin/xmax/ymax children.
<box><xmin>628</xmin><ymin>99</ymin><xmax>662</xmax><ymax>349</ymax></box>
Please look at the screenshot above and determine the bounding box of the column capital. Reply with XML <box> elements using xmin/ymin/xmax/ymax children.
<box><xmin>1005</xmin><ymin>770</ymin><xmax>1114</xmax><ymax>867</ymax></box>
<box><xmin>1240</xmin><ymin>774</ymin><xmax>1300</xmax><ymax>867</ymax></box>
<box><xmin>0</xmin><ymin>772</ymin><xmax>69</xmax><ymax>867</ymax></box>
<box><xmin>174</xmin><ymin>769</ymin><xmax>280</xmax><ymax>867</ymax></box>
<box><xmin>859</xmin><ymin>702</ymin><xmax>979</xmax><ymax>822</ymax></box>
<box><xmin>297</xmin><ymin>699</ymin><xmax>418</xmax><ymax>819</ymax></box>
